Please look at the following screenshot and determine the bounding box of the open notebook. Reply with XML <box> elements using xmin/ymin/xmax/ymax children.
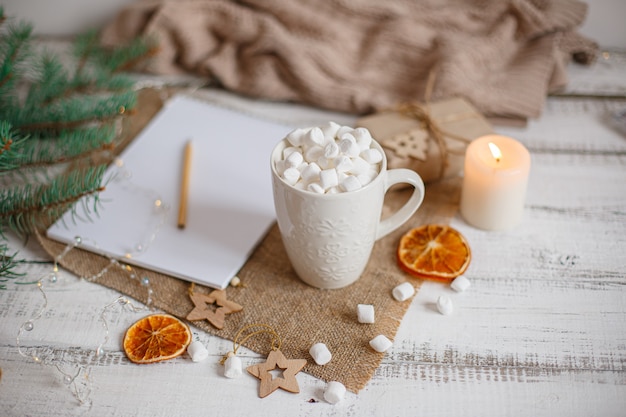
<box><xmin>47</xmin><ymin>94</ymin><xmax>292</xmax><ymax>289</ymax></box>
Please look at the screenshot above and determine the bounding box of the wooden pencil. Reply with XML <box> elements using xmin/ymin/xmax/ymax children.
<box><xmin>177</xmin><ymin>140</ymin><xmax>193</xmax><ymax>229</ymax></box>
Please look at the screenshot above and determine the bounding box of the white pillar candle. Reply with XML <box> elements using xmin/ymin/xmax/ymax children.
<box><xmin>460</xmin><ymin>135</ymin><xmax>531</xmax><ymax>231</ymax></box>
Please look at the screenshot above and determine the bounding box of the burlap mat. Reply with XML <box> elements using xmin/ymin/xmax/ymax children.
<box><xmin>37</xmin><ymin>88</ymin><xmax>461</xmax><ymax>393</ymax></box>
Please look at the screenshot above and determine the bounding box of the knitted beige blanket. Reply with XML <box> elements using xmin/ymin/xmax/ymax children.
<box><xmin>102</xmin><ymin>0</ymin><xmax>596</xmax><ymax>122</ymax></box>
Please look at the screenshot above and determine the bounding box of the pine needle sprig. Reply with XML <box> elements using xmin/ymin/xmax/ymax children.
<box><xmin>74</xmin><ymin>29</ymin><xmax>159</xmax><ymax>75</ymax></box>
<box><xmin>0</xmin><ymin>243</ymin><xmax>24</xmax><ymax>289</ymax></box>
<box><xmin>73</xmin><ymin>69</ymin><xmax>136</xmax><ymax>92</ymax></box>
<box><xmin>0</xmin><ymin>20</ymin><xmax>32</xmax><ymax>96</ymax></box>
<box><xmin>25</xmin><ymin>51</ymin><xmax>72</xmax><ymax>105</ymax></box>
<box><xmin>9</xmin><ymin>90</ymin><xmax>136</xmax><ymax>133</ymax></box>
<box><xmin>1</xmin><ymin>124</ymin><xmax>116</xmax><ymax>173</ymax></box>
<box><xmin>26</xmin><ymin>49</ymin><xmax>136</xmax><ymax>109</ymax></box>
<box><xmin>0</xmin><ymin>164</ymin><xmax>108</xmax><ymax>237</ymax></box>
<box><xmin>0</xmin><ymin>121</ymin><xmax>28</xmax><ymax>171</ymax></box>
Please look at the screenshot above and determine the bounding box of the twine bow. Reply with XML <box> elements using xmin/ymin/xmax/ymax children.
<box><xmin>392</xmin><ymin>66</ymin><xmax>473</xmax><ymax>180</ymax></box>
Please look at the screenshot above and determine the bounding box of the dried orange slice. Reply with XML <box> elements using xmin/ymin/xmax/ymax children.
<box><xmin>397</xmin><ymin>224</ymin><xmax>471</xmax><ymax>282</ymax></box>
<box><xmin>123</xmin><ymin>314</ymin><xmax>192</xmax><ymax>364</ymax></box>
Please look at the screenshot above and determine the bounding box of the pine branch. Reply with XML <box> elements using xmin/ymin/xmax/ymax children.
<box><xmin>8</xmin><ymin>90</ymin><xmax>136</xmax><ymax>133</ymax></box>
<box><xmin>0</xmin><ymin>124</ymin><xmax>116</xmax><ymax>173</ymax></box>
<box><xmin>26</xmin><ymin>51</ymin><xmax>72</xmax><ymax>105</ymax></box>
<box><xmin>0</xmin><ymin>12</ymin><xmax>159</xmax><ymax>284</ymax></box>
<box><xmin>74</xmin><ymin>30</ymin><xmax>159</xmax><ymax>74</ymax></box>
<box><xmin>0</xmin><ymin>165</ymin><xmax>108</xmax><ymax>237</ymax></box>
<box><xmin>0</xmin><ymin>20</ymin><xmax>32</xmax><ymax>95</ymax></box>
<box><xmin>27</xmin><ymin>51</ymin><xmax>136</xmax><ymax>109</ymax></box>
<box><xmin>73</xmin><ymin>30</ymin><xmax>100</xmax><ymax>76</ymax></box>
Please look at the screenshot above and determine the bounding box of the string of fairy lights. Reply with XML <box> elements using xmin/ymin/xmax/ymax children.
<box><xmin>12</xmin><ymin>158</ymin><xmax>170</xmax><ymax>407</ymax></box>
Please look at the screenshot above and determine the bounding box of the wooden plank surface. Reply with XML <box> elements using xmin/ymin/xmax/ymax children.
<box><xmin>1</xmin><ymin>52</ymin><xmax>625</xmax><ymax>416</ymax></box>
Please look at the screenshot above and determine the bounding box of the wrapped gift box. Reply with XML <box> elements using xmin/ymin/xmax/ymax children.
<box><xmin>356</xmin><ymin>97</ymin><xmax>493</xmax><ymax>183</ymax></box>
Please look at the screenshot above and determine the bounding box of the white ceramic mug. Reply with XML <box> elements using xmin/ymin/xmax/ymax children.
<box><xmin>270</xmin><ymin>138</ymin><xmax>425</xmax><ymax>289</ymax></box>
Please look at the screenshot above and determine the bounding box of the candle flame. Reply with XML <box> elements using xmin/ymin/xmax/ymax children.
<box><xmin>488</xmin><ymin>142</ymin><xmax>502</xmax><ymax>162</ymax></box>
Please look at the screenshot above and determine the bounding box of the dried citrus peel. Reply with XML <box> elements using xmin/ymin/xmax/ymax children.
<box><xmin>123</xmin><ymin>314</ymin><xmax>192</xmax><ymax>364</ymax></box>
<box><xmin>397</xmin><ymin>224</ymin><xmax>471</xmax><ymax>283</ymax></box>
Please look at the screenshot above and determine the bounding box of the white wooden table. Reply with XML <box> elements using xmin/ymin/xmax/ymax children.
<box><xmin>1</xmin><ymin>50</ymin><xmax>625</xmax><ymax>417</ymax></box>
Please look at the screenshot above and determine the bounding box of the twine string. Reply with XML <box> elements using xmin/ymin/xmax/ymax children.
<box><xmin>220</xmin><ymin>323</ymin><xmax>282</xmax><ymax>365</ymax></box>
<box><xmin>393</xmin><ymin>65</ymin><xmax>474</xmax><ymax>179</ymax></box>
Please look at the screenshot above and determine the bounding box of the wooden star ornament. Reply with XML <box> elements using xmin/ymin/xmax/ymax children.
<box><xmin>383</xmin><ymin>128</ymin><xmax>430</xmax><ymax>160</ymax></box>
<box><xmin>246</xmin><ymin>349</ymin><xmax>307</xmax><ymax>398</ymax></box>
<box><xmin>186</xmin><ymin>290</ymin><xmax>242</xmax><ymax>329</ymax></box>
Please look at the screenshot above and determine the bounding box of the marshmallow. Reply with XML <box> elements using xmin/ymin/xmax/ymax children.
<box><xmin>334</xmin><ymin>155</ymin><xmax>353</xmax><ymax>173</ymax></box>
<box><xmin>349</xmin><ymin>157</ymin><xmax>371</xmax><ymax>175</ymax></box>
<box><xmin>356</xmin><ymin>169</ymin><xmax>378</xmax><ymax>187</ymax></box>
<box><xmin>223</xmin><ymin>353</ymin><xmax>243</xmax><ymax>378</ymax></box>
<box><xmin>301</xmin><ymin>162</ymin><xmax>321</xmax><ymax>183</ymax></box>
<box><xmin>297</xmin><ymin>162</ymin><xmax>309</xmax><ymax>173</ymax></box>
<box><xmin>369</xmin><ymin>335</ymin><xmax>393</xmax><ymax>353</ymax></box>
<box><xmin>316</xmin><ymin>156</ymin><xmax>333</xmax><ymax>169</ymax></box>
<box><xmin>437</xmin><ymin>295</ymin><xmax>454</xmax><ymax>315</ymax></box>
<box><xmin>282</xmin><ymin>167</ymin><xmax>301</xmax><ymax>186</ymax></box>
<box><xmin>187</xmin><ymin>341</ymin><xmax>208</xmax><ymax>362</ymax></box>
<box><xmin>361</xmin><ymin>148</ymin><xmax>383</xmax><ymax>164</ymax></box>
<box><xmin>304</xmin><ymin>127</ymin><xmax>326</xmax><ymax>148</ymax></box>
<box><xmin>307</xmin><ymin>182</ymin><xmax>325</xmax><ymax>194</ymax></box>
<box><xmin>322</xmin><ymin>121</ymin><xmax>341</xmax><ymax>139</ymax></box>
<box><xmin>451</xmin><ymin>275</ymin><xmax>471</xmax><ymax>292</ymax></box>
<box><xmin>309</xmin><ymin>342</ymin><xmax>332</xmax><ymax>365</ymax></box>
<box><xmin>282</xmin><ymin>146</ymin><xmax>299</xmax><ymax>159</ymax></box>
<box><xmin>335</xmin><ymin>125</ymin><xmax>353</xmax><ymax>138</ymax></box>
<box><xmin>337</xmin><ymin>171</ymin><xmax>349</xmax><ymax>183</ymax></box>
<box><xmin>339</xmin><ymin>176</ymin><xmax>362</xmax><ymax>192</ymax></box>
<box><xmin>339</xmin><ymin>135</ymin><xmax>360</xmax><ymax>157</ymax></box>
<box><xmin>348</xmin><ymin>157</ymin><xmax>372</xmax><ymax>176</ymax></box>
<box><xmin>305</xmin><ymin>145</ymin><xmax>324</xmax><ymax>162</ymax></box>
<box><xmin>357</xmin><ymin>304</ymin><xmax>375</xmax><ymax>323</ymax></box>
<box><xmin>354</xmin><ymin>127</ymin><xmax>373</xmax><ymax>150</ymax></box>
<box><xmin>392</xmin><ymin>282</ymin><xmax>415</xmax><ymax>302</ymax></box>
<box><xmin>286</xmin><ymin>128</ymin><xmax>306</xmax><ymax>147</ymax></box>
<box><xmin>320</xmin><ymin>168</ymin><xmax>339</xmax><ymax>190</ymax></box>
<box><xmin>324</xmin><ymin>381</ymin><xmax>346</xmax><ymax>404</ymax></box>
<box><xmin>324</xmin><ymin>141</ymin><xmax>340</xmax><ymax>159</ymax></box>
<box><xmin>285</xmin><ymin>150</ymin><xmax>304</xmax><ymax>168</ymax></box>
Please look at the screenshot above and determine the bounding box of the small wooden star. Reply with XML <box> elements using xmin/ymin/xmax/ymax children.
<box><xmin>247</xmin><ymin>349</ymin><xmax>307</xmax><ymax>398</ymax></box>
<box><xmin>186</xmin><ymin>290</ymin><xmax>242</xmax><ymax>329</ymax></box>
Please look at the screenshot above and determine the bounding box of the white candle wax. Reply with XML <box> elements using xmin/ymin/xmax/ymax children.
<box><xmin>460</xmin><ymin>135</ymin><xmax>531</xmax><ymax>231</ymax></box>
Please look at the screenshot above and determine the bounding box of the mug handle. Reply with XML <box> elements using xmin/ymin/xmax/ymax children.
<box><xmin>375</xmin><ymin>168</ymin><xmax>425</xmax><ymax>240</ymax></box>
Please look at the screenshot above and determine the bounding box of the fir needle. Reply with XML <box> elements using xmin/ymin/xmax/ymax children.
<box><xmin>177</xmin><ymin>140</ymin><xmax>193</xmax><ymax>229</ymax></box>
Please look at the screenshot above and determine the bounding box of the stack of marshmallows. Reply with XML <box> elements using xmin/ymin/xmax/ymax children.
<box><xmin>275</xmin><ymin>122</ymin><xmax>383</xmax><ymax>193</ymax></box>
